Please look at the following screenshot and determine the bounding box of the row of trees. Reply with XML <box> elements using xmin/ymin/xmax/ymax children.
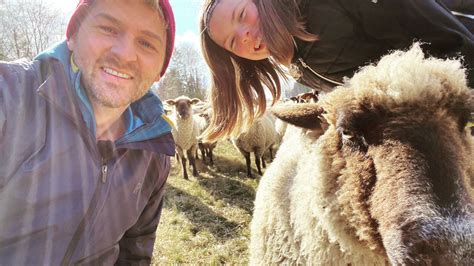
<box><xmin>154</xmin><ymin>41</ymin><xmax>209</xmax><ymax>101</ymax></box>
<box><xmin>0</xmin><ymin>0</ymin><xmax>65</xmax><ymax>60</ymax></box>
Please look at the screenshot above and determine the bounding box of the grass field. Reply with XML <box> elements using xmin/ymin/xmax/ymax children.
<box><xmin>151</xmin><ymin>140</ymin><xmax>263</xmax><ymax>264</ymax></box>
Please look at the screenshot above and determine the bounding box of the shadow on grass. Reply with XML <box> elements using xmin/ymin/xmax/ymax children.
<box><xmin>197</xmin><ymin>170</ymin><xmax>256</xmax><ymax>214</ymax></box>
<box><xmin>212</xmin><ymin>155</ymin><xmax>248</xmax><ymax>175</ymax></box>
<box><xmin>206</xmin><ymin>153</ymin><xmax>268</xmax><ymax>180</ymax></box>
<box><xmin>164</xmin><ymin>184</ymin><xmax>240</xmax><ymax>241</ymax></box>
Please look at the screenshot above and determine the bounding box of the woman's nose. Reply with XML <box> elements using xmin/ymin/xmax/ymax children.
<box><xmin>236</xmin><ymin>27</ymin><xmax>250</xmax><ymax>44</ymax></box>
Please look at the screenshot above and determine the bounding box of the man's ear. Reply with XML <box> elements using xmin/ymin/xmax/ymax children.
<box><xmin>271</xmin><ymin>103</ymin><xmax>326</xmax><ymax>130</ymax></box>
<box><xmin>154</xmin><ymin>73</ymin><xmax>162</xmax><ymax>82</ymax></box>
<box><xmin>66</xmin><ymin>37</ymin><xmax>75</xmax><ymax>51</ymax></box>
<box><xmin>154</xmin><ymin>65</ymin><xmax>165</xmax><ymax>82</ymax></box>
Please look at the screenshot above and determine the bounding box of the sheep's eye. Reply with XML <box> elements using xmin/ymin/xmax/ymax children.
<box><xmin>338</xmin><ymin>127</ymin><xmax>369</xmax><ymax>152</ymax></box>
<box><xmin>338</xmin><ymin>127</ymin><xmax>356</xmax><ymax>141</ymax></box>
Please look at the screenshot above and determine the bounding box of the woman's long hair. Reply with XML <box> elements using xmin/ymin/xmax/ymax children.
<box><xmin>200</xmin><ymin>0</ymin><xmax>316</xmax><ymax>142</ymax></box>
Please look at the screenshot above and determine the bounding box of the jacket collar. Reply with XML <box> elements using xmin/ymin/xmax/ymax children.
<box><xmin>37</xmin><ymin>58</ymin><xmax>86</xmax><ymax>131</ymax></box>
<box><xmin>36</xmin><ymin>58</ymin><xmax>174</xmax><ymax>156</ymax></box>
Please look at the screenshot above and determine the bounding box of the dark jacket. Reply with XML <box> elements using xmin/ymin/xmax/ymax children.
<box><xmin>0</xmin><ymin>57</ymin><xmax>175</xmax><ymax>264</ymax></box>
<box><xmin>293</xmin><ymin>0</ymin><xmax>474</xmax><ymax>91</ymax></box>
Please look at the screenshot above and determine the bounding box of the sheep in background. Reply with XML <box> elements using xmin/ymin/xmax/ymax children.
<box><xmin>289</xmin><ymin>90</ymin><xmax>319</xmax><ymax>103</ymax></box>
<box><xmin>274</xmin><ymin>116</ymin><xmax>288</xmax><ymax>145</ymax></box>
<box><xmin>232</xmin><ymin>112</ymin><xmax>279</xmax><ymax>178</ymax></box>
<box><xmin>275</xmin><ymin>91</ymin><xmax>322</xmax><ymax>144</ymax></box>
<box><xmin>250</xmin><ymin>44</ymin><xmax>474</xmax><ymax>265</ymax></box>
<box><xmin>165</xmin><ymin>96</ymin><xmax>204</xmax><ymax>180</ymax></box>
<box><xmin>197</xmin><ymin>108</ymin><xmax>218</xmax><ymax>165</ymax></box>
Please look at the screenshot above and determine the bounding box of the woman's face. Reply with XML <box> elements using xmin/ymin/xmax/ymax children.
<box><xmin>208</xmin><ymin>0</ymin><xmax>270</xmax><ymax>61</ymax></box>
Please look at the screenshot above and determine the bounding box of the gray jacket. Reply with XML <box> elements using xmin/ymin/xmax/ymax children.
<box><xmin>0</xmin><ymin>57</ymin><xmax>175</xmax><ymax>265</ymax></box>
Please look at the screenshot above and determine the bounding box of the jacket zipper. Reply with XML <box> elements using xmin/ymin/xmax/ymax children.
<box><xmin>101</xmin><ymin>161</ymin><xmax>108</xmax><ymax>183</ymax></box>
<box><xmin>298</xmin><ymin>58</ymin><xmax>344</xmax><ymax>86</ymax></box>
<box><xmin>61</xmin><ymin>160</ymin><xmax>108</xmax><ymax>265</ymax></box>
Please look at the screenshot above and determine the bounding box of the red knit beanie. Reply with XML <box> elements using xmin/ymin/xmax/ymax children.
<box><xmin>66</xmin><ymin>0</ymin><xmax>175</xmax><ymax>77</ymax></box>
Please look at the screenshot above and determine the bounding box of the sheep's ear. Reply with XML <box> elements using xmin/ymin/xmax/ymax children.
<box><xmin>191</xmin><ymin>98</ymin><xmax>201</xmax><ymax>105</ymax></box>
<box><xmin>271</xmin><ymin>103</ymin><xmax>326</xmax><ymax>130</ymax></box>
<box><xmin>299</xmin><ymin>92</ymin><xmax>318</xmax><ymax>103</ymax></box>
<box><xmin>165</xmin><ymin>99</ymin><xmax>176</xmax><ymax>106</ymax></box>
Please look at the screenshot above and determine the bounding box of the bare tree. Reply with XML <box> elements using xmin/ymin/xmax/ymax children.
<box><xmin>0</xmin><ymin>0</ymin><xmax>64</xmax><ymax>60</ymax></box>
<box><xmin>156</xmin><ymin>41</ymin><xmax>210</xmax><ymax>101</ymax></box>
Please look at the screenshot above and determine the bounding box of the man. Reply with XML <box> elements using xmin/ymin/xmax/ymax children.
<box><xmin>0</xmin><ymin>0</ymin><xmax>175</xmax><ymax>264</ymax></box>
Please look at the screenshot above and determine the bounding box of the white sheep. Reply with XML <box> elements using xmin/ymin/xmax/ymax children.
<box><xmin>231</xmin><ymin>112</ymin><xmax>279</xmax><ymax>178</ymax></box>
<box><xmin>165</xmin><ymin>96</ymin><xmax>204</xmax><ymax>180</ymax></box>
<box><xmin>250</xmin><ymin>44</ymin><xmax>474</xmax><ymax>265</ymax></box>
<box><xmin>196</xmin><ymin>107</ymin><xmax>219</xmax><ymax>165</ymax></box>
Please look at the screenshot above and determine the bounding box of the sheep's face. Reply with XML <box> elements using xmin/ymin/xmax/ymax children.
<box><xmin>273</xmin><ymin>87</ymin><xmax>474</xmax><ymax>264</ymax></box>
<box><xmin>165</xmin><ymin>96</ymin><xmax>201</xmax><ymax>119</ymax></box>
<box><xmin>290</xmin><ymin>91</ymin><xmax>319</xmax><ymax>103</ymax></box>
<box><xmin>335</xmin><ymin>95</ymin><xmax>473</xmax><ymax>265</ymax></box>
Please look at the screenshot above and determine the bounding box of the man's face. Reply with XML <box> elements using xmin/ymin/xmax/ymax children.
<box><xmin>67</xmin><ymin>0</ymin><xmax>167</xmax><ymax>108</ymax></box>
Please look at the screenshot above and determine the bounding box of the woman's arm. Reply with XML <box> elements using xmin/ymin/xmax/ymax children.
<box><xmin>340</xmin><ymin>0</ymin><xmax>474</xmax><ymax>86</ymax></box>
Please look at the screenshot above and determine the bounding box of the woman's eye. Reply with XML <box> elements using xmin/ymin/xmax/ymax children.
<box><xmin>240</xmin><ymin>8</ymin><xmax>246</xmax><ymax>20</ymax></box>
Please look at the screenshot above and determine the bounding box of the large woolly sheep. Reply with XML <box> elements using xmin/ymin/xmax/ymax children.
<box><xmin>250</xmin><ymin>44</ymin><xmax>474</xmax><ymax>265</ymax></box>
<box><xmin>232</xmin><ymin>112</ymin><xmax>279</xmax><ymax>178</ymax></box>
<box><xmin>166</xmin><ymin>96</ymin><xmax>204</xmax><ymax>180</ymax></box>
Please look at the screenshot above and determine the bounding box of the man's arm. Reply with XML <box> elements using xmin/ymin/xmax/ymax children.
<box><xmin>116</xmin><ymin>155</ymin><xmax>171</xmax><ymax>265</ymax></box>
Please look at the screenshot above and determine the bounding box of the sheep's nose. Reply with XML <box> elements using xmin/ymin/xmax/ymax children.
<box><xmin>385</xmin><ymin>220</ymin><xmax>466</xmax><ymax>266</ymax></box>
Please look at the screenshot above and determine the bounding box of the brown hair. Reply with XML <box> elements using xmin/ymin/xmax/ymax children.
<box><xmin>200</xmin><ymin>0</ymin><xmax>316</xmax><ymax>141</ymax></box>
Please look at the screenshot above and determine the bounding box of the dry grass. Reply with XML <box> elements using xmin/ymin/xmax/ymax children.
<box><xmin>152</xmin><ymin>140</ymin><xmax>267</xmax><ymax>264</ymax></box>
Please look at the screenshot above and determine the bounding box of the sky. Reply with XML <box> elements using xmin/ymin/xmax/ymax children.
<box><xmin>47</xmin><ymin>0</ymin><xmax>203</xmax><ymax>45</ymax></box>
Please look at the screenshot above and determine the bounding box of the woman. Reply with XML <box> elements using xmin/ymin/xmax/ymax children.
<box><xmin>200</xmin><ymin>0</ymin><xmax>474</xmax><ymax>141</ymax></box>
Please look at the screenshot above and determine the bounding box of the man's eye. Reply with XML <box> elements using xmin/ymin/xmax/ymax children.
<box><xmin>139</xmin><ymin>40</ymin><xmax>156</xmax><ymax>51</ymax></box>
<box><xmin>99</xmin><ymin>26</ymin><xmax>116</xmax><ymax>34</ymax></box>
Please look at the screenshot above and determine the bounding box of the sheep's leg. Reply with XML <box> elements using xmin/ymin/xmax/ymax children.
<box><xmin>208</xmin><ymin>148</ymin><xmax>214</xmax><ymax>166</ymax></box>
<box><xmin>254</xmin><ymin>149</ymin><xmax>264</xmax><ymax>175</ymax></box>
<box><xmin>179</xmin><ymin>156</ymin><xmax>188</xmax><ymax>180</ymax></box>
<box><xmin>176</xmin><ymin>147</ymin><xmax>188</xmax><ymax>179</ymax></box>
<box><xmin>187</xmin><ymin>147</ymin><xmax>199</xmax><ymax>177</ymax></box>
<box><xmin>269</xmin><ymin>145</ymin><xmax>274</xmax><ymax>161</ymax></box>
<box><xmin>254</xmin><ymin>148</ymin><xmax>265</xmax><ymax>173</ymax></box>
<box><xmin>198</xmin><ymin>142</ymin><xmax>205</xmax><ymax>163</ymax></box>
<box><xmin>243</xmin><ymin>151</ymin><xmax>253</xmax><ymax>178</ymax></box>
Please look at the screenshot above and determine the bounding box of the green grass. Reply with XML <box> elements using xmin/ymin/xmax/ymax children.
<box><xmin>152</xmin><ymin>140</ymin><xmax>264</xmax><ymax>264</ymax></box>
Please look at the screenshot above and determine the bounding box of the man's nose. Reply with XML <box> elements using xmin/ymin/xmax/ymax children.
<box><xmin>111</xmin><ymin>35</ymin><xmax>138</xmax><ymax>62</ymax></box>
